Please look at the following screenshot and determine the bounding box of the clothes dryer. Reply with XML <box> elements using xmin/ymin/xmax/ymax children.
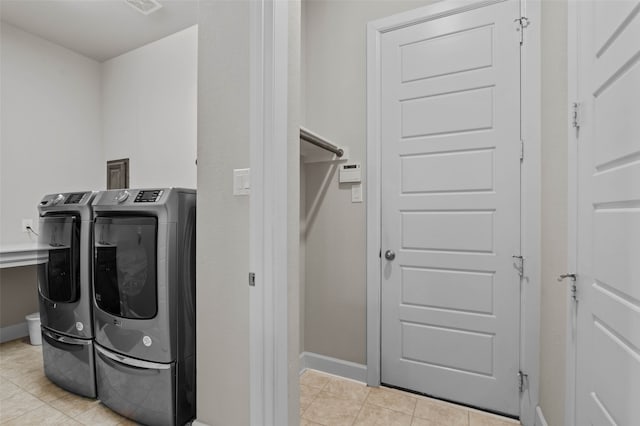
<box><xmin>91</xmin><ymin>188</ymin><xmax>196</xmax><ymax>426</ymax></box>
<box><xmin>37</xmin><ymin>191</ymin><xmax>97</xmax><ymax>398</ymax></box>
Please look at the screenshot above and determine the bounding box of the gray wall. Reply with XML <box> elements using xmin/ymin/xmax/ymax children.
<box><xmin>540</xmin><ymin>1</ymin><xmax>569</xmax><ymax>425</ymax></box>
<box><xmin>195</xmin><ymin>1</ymin><xmax>250</xmax><ymax>424</ymax></box>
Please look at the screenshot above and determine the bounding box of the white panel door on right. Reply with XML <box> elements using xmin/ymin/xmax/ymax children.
<box><xmin>575</xmin><ymin>1</ymin><xmax>640</xmax><ymax>424</ymax></box>
<box><xmin>380</xmin><ymin>0</ymin><xmax>522</xmax><ymax>416</ymax></box>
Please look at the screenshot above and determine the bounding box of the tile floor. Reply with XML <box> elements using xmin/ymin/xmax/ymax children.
<box><xmin>300</xmin><ymin>370</ymin><xmax>520</xmax><ymax>426</ymax></box>
<box><xmin>1</xmin><ymin>338</ymin><xmax>520</xmax><ymax>426</ymax></box>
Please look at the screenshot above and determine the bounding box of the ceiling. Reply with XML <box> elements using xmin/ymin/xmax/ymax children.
<box><xmin>0</xmin><ymin>0</ymin><xmax>199</xmax><ymax>62</ymax></box>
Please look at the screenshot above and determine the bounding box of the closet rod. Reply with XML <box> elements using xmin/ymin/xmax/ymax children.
<box><xmin>300</xmin><ymin>127</ymin><xmax>344</xmax><ymax>158</ymax></box>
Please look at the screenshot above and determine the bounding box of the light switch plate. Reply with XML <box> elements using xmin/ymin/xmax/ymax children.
<box><xmin>233</xmin><ymin>168</ymin><xmax>250</xmax><ymax>196</ymax></box>
<box><xmin>352</xmin><ymin>183</ymin><xmax>363</xmax><ymax>203</ymax></box>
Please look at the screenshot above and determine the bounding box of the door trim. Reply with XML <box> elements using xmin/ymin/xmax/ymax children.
<box><xmin>565</xmin><ymin>2</ymin><xmax>579</xmax><ymax>425</ymax></box>
<box><xmin>365</xmin><ymin>1</ymin><xmax>541</xmax><ymax>424</ymax></box>
<box><xmin>249</xmin><ymin>0</ymin><xmax>291</xmax><ymax>425</ymax></box>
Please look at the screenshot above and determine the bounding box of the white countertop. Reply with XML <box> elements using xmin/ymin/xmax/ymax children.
<box><xmin>0</xmin><ymin>244</ymin><xmax>49</xmax><ymax>269</ymax></box>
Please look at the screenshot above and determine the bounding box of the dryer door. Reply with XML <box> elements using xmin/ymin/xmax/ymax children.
<box><xmin>38</xmin><ymin>215</ymin><xmax>80</xmax><ymax>304</ymax></box>
<box><xmin>94</xmin><ymin>216</ymin><xmax>157</xmax><ymax>319</ymax></box>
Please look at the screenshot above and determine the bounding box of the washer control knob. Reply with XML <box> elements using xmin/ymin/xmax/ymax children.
<box><xmin>115</xmin><ymin>190</ymin><xmax>130</xmax><ymax>203</ymax></box>
<box><xmin>52</xmin><ymin>194</ymin><xmax>65</xmax><ymax>205</ymax></box>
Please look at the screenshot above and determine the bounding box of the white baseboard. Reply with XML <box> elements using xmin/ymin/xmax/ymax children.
<box><xmin>535</xmin><ymin>406</ymin><xmax>549</xmax><ymax>426</ymax></box>
<box><xmin>191</xmin><ymin>420</ymin><xmax>210</xmax><ymax>426</ymax></box>
<box><xmin>0</xmin><ymin>322</ymin><xmax>28</xmax><ymax>343</ymax></box>
<box><xmin>299</xmin><ymin>351</ymin><xmax>367</xmax><ymax>383</ymax></box>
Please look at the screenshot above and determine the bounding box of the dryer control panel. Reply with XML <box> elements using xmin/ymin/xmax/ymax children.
<box><xmin>134</xmin><ymin>190</ymin><xmax>163</xmax><ymax>203</ymax></box>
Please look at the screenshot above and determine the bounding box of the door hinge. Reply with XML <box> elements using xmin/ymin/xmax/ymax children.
<box><xmin>572</xmin><ymin>102</ymin><xmax>580</xmax><ymax>134</ymax></box>
<box><xmin>514</xmin><ymin>17</ymin><xmax>530</xmax><ymax>44</ymax></box>
<box><xmin>558</xmin><ymin>273</ymin><xmax>578</xmax><ymax>302</ymax></box>
<box><xmin>520</xmin><ymin>140</ymin><xmax>524</xmax><ymax>162</ymax></box>
<box><xmin>518</xmin><ymin>370</ymin><xmax>529</xmax><ymax>393</ymax></box>
<box><xmin>249</xmin><ymin>272</ymin><xmax>256</xmax><ymax>287</ymax></box>
<box><xmin>512</xmin><ymin>255</ymin><xmax>524</xmax><ymax>278</ymax></box>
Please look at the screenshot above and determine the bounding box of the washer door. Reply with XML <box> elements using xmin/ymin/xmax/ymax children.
<box><xmin>38</xmin><ymin>215</ymin><xmax>80</xmax><ymax>304</ymax></box>
<box><xmin>94</xmin><ymin>216</ymin><xmax>157</xmax><ymax>319</ymax></box>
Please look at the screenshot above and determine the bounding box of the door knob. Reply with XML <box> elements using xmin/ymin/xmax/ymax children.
<box><xmin>385</xmin><ymin>250</ymin><xmax>396</xmax><ymax>261</ymax></box>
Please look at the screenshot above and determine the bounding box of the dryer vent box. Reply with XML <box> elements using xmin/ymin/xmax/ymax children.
<box><xmin>339</xmin><ymin>163</ymin><xmax>361</xmax><ymax>183</ymax></box>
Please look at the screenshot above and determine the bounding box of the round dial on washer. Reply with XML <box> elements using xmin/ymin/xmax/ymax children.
<box><xmin>52</xmin><ymin>194</ymin><xmax>65</xmax><ymax>205</ymax></box>
<box><xmin>115</xmin><ymin>190</ymin><xmax>130</xmax><ymax>203</ymax></box>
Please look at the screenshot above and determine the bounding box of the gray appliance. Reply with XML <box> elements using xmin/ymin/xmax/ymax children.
<box><xmin>37</xmin><ymin>191</ymin><xmax>97</xmax><ymax>398</ymax></box>
<box><xmin>91</xmin><ymin>188</ymin><xmax>196</xmax><ymax>426</ymax></box>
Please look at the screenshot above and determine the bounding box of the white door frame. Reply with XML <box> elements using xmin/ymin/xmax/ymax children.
<box><xmin>365</xmin><ymin>1</ymin><xmax>541</xmax><ymax>424</ymax></box>
<box><xmin>249</xmin><ymin>0</ymin><xmax>291</xmax><ymax>424</ymax></box>
<box><xmin>565</xmin><ymin>2</ymin><xmax>579</xmax><ymax>425</ymax></box>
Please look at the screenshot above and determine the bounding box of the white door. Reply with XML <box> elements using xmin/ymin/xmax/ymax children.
<box><xmin>574</xmin><ymin>2</ymin><xmax>640</xmax><ymax>425</ymax></box>
<box><xmin>379</xmin><ymin>0</ymin><xmax>523</xmax><ymax>416</ymax></box>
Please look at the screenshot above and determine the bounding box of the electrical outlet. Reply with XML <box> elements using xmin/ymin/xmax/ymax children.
<box><xmin>22</xmin><ymin>219</ymin><xmax>33</xmax><ymax>233</ymax></box>
<box><xmin>233</xmin><ymin>168</ymin><xmax>250</xmax><ymax>196</ymax></box>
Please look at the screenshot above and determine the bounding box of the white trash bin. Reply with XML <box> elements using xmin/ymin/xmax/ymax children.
<box><xmin>25</xmin><ymin>312</ymin><xmax>42</xmax><ymax>346</ymax></box>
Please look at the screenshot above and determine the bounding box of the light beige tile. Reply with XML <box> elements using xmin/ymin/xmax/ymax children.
<box><xmin>300</xmin><ymin>419</ymin><xmax>324</xmax><ymax>426</ymax></box>
<box><xmin>6</xmin><ymin>366</ymin><xmax>45</xmax><ymax>388</ymax></box>
<box><xmin>300</xmin><ymin>369</ymin><xmax>332</xmax><ymax>390</ymax></box>
<box><xmin>0</xmin><ymin>388</ymin><xmax>45</xmax><ymax>422</ymax></box>
<box><xmin>2</xmin><ymin>403</ymin><xmax>79</xmax><ymax>425</ymax></box>
<box><xmin>75</xmin><ymin>403</ymin><xmax>131</xmax><ymax>426</ymax></box>
<box><xmin>0</xmin><ymin>353</ymin><xmax>43</xmax><ymax>381</ymax></box>
<box><xmin>323</xmin><ymin>377</ymin><xmax>370</xmax><ymax>403</ymax></box>
<box><xmin>0</xmin><ymin>338</ymin><xmax>32</xmax><ymax>357</ymax></box>
<box><xmin>411</xmin><ymin>417</ymin><xmax>440</xmax><ymax>426</ymax></box>
<box><xmin>469</xmin><ymin>410</ymin><xmax>520</xmax><ymax>426</ymax></box>
<box><xmin>300</xmin><ymin>384</ymin><xmax>322</xmax><ymax>413</ymax></box>
<box><xmin>0</xmin><ymin>377</ymin><xmax>22</xmax><ymax>400</ymax></box>
<box><xmin>302</xmin><ymin>392</ymin><xmax>362</xmax><ymax>426</ymax></box>
<box><xmin>414</xmin><ymin>398</ymin><xmax>469</xmax><ymax>426</ymax></box>
<box><xmin>354</xmin><ymin>403</ymin><xmax>413</xmax><ymax>426</ymax></box>
<box><xmin>366</xmin><ymin>386</ymin><xmax>417</xmax><ymax>415</ymax></box>
<box><xmin>21</xmin><ymin>374</ymin><xmax>70</xmax><ymax>403</ymax></box>
<box><xmin>0</xmin><ymin>343</ymin><xmax>41</xmax><ymax>363</ymax></box>
<box><xmin>48</xmin><ymin>393</ymin><xmax>99</xmax><ymax>418</ymax></box>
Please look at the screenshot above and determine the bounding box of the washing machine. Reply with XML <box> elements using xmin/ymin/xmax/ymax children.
<box><xmin>91</xmin><ymin>188</ymin><xmax>196</xmax><ymax>426</ymax></box>
<box><xmin>37</xmin><ymin>191</ymin><xmax>97</xmax><ymax>398</ymax></box>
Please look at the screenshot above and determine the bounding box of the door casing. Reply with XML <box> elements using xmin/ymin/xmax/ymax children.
<box><xmin>565</xmin><ymin>2</ymin><xmax>579</xmax><ymax>426</ymax></box>
<box><xmin>366</xmin><ymin>1</ymin><xmax>541</xmax><ymax>424</ymax></box>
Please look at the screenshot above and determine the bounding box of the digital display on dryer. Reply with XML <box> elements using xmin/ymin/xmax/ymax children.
<box><xmin>134</xmin><ymin>190</ymin><xmax>162</xmax><ymax>203</ymax></box>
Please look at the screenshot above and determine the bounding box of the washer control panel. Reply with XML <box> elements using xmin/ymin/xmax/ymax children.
<box><xmin>115</xmin><ymin>190</ymin><xmax>130</xmax><ymax>203</ymax></box>
<box><xmin>40</xmin><ymin>192</ymin><xmax>90</xmax><ymax>207</ymax></box>
<box><xmin>134</xmin><ymin>190</ymin><xmax>163</xmax><ymax>203</ymax></box>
